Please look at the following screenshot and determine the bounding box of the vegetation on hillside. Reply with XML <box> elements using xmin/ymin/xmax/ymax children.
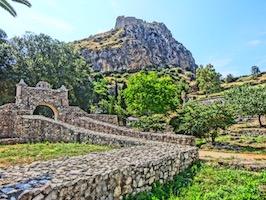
<box><xmin>170</xmin><ymin>101</ymin><xmax>235</xmax><ymax>144</ymax></box>
<box><xmin>196</xmin><ymin>64</ymin><xmax>221</xmax><ymax>94</ymax></box>
<box><xmin>74</xmin><ymin>28</ymin><xmax>124</xmax><ymax>50</ymax></box>
<box><xmin>225</xmin><ymin>84</ymin><xmax>266</xmax><ymax>127</ymax></box>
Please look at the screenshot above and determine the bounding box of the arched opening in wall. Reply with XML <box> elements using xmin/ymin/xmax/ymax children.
<box><xmin>33</xmin><ymin>103</ymin><xmax>59</xmax><ymax>120</ymax></box>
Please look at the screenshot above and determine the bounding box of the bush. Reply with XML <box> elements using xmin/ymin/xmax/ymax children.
<box><xmin>129</xmin><ymin>114</ymin><xmax>166</xmax><ymax>132</ymax></box>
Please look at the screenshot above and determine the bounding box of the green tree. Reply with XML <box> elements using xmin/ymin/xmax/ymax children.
<box><xmin>0</xmin><ymin>28</ymin><xmax>7</xmax><ymax>43</ymax></box>
<box><xmin>123</xmin><ymin>71</ymin><xmax>180</xmax><ymax>116</ymax></box>
<box><xmin>170</xmin><ymin>101</ymin><xmax>235</xmax><ymax>144</ymax></box>
<box><xmin>0</xmin><ymin>0</ymin><xmax>31</xmax><ymax>17</ymax></box>
<box><xmin>196</xmin><ymin>64</ymin><xmax>221</xmax><ymax>94</ymax></box>
<box><xmin>251</xmin><ymin>65</ymin><xmax>260</xmax><ymax>75</ymax></box>
<box><xmin>225</xmin><ymin>73</ymin><xmax>234</xmax><ymax>83</ymax></box>
<box><xmin>114</xmin><ymin>82</ymin><xmax>128</xmax><ymax>125</ymax></box>
<box><xmin>0</xmin><ymin>32</ymin><xmax>94</xmax><ymax>111</ymax></box>
<box><xmin>224</xmin><ymin>84</ymin><xmax>266</xmax><ymax>127</ymax></box>
<box><xmin>93</xmin><ymin>78</ymin><xmax>109</xmax><ymax>103</ymax></box>
<box><xmin>0</xmin><ymin>30</ymin><xmax>14</xmax><ymax>104</ymax></box>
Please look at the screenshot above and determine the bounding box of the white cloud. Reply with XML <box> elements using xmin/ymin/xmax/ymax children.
<box><xmin>247</xmin><ymin>39</ymin><xmax>261</xmax><ymax>46</ymax></box>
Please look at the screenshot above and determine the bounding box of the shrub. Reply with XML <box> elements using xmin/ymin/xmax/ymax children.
<box><xmin>129</xmin><ymin>114</ymin><xmax>166</xmax><ymax>132</ymax></box>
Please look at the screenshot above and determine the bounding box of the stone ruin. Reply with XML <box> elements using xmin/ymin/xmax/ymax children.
<box><xmin>14</xmin><ymin>79</ymin><xmax>69</xmax><ymax>120</ymax></box>
<box><xmin>115</xmin><ymin>15</ymin><xmax>144</xmax><ymax>29</ymax></box>
<box><xmin>0</xmin><ymin>80</ymin><xmax>198</xmax><ymax>200</ymax></box>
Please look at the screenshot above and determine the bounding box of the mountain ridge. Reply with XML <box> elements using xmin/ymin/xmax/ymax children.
<box><xmin>74</xmin><ymin>16</ymin><xmax>197</xmax><ymax>73</ymax></box>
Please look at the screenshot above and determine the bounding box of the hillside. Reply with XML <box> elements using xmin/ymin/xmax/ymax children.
<box><xmin>190</xmin><ymin>72</ymin><xmax>266</xmax><ymax>99</ymax></box>
<box><xmin>74</xmin><ymin>16</ymin><xmax>197</xmax><ymax>73</ymax></box>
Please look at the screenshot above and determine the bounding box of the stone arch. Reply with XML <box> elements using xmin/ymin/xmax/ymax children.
<box><xmin>33</xmin><ymin>102</ymin><xmax>59</xmax><ymax>120</ymax></box>
<box><xmin>15</xmin><ymin>79</ymin><xmax>69</xmax><ymax>120</ymax></box>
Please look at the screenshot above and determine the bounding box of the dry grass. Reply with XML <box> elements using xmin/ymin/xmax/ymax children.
<box><xmin>74</xmin><ymin>28</ymin><xmax>124</xmax><ymax>50</ymax></box>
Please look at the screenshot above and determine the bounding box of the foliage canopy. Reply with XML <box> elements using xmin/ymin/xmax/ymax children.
<box><xmin>224</xmin><ymin>84</ymin><xmax>266</xmax><ymax>127</ymax></box>
<box><xmin>196</xmin><ymin>64</ymin><xmax>221</xmax><ymax>94</ymax></box>
<box><xmin>0</xmin><ymin>32</ymin><xmax>94</xmax><ymax>111</ymax></box>
<box><xmin>170</xmin><ymin>101</ymin><xmax>235</xmax><ymax>143</ymax></box>
<box><xmin>123</xmin><ymin>72</ymin><xmax>180</xmax><ymax>115</ymax></box>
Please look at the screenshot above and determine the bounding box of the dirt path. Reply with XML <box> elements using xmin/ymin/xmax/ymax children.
<box><xmin>199</xmin><ymin>150</ymin><xmax>266</xmax><ymax>160</ymax></box>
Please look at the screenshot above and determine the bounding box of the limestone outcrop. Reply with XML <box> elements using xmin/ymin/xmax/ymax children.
<box><xmin>75</xmin><ymin>16</ymin><xmax>197</xmax><ymax>73</ymax></box>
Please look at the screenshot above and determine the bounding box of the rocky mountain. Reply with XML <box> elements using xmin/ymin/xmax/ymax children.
<box><xmin>74</xmin><ymin>16</ymin><xmax>197</xmax><ymax>73</ymax></box>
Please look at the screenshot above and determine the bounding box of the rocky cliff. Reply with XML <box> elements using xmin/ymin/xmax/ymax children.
<box><xmin>75</xmin><ymin>16</ymin><xmax>197</xmax><ymax>73</ymax></box>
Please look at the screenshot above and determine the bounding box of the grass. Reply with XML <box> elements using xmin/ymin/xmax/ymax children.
<box><xmin>216</xmin><ymin>134</ymin><xmax>266</xmax><ymax>146</ymax></box>
<box><xmin>126</xmin><ymin>162</ymin><xmax>266</xmax><ymax>200</ymax></box>
<box><xmin>0</xmin><ymin>142</ymin><xmax>112</xmax><ymax>167</ymax></box>
<box><xmin>197</xmin><ymin>134</ymin><xmax>266</xmax><ymax>154</ymax></box>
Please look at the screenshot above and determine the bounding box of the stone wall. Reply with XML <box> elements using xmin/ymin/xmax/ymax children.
<box><xmin>115</xmin><ymin>16</ymin><xmax>144</xmax><ymax>29</ymax></box>
<box><xmin>224</xmin><ymin>129</ymin><xmax>266</xmax><ymax>137</ymax></box>
<box><xmin>13</xmin><ymin>115</ymin><xmax>148</xmax><ymax>147</ymax></box>
<box><xmin>0</xmin><ymin>104</ymin><xmax>17</xmax><ymax>138</ymax></box>
<box><xmin>0</xmin><ymin>115</ymin><xmax>198</xmax><ymax>199</ymax></box>
<box><xmin>87</xmin><ymin>114</ymin><xmax>119</xmax><ymax>125</ymax></box>
<box><xmin>66</xmin><ymin>116</ymin><xmax>196</xmax><ymax>146</ymax></box>
<box><xmin>0</xmin><ymin>146</ymin><xmax>197</xmax><ymax>200</ymax></box>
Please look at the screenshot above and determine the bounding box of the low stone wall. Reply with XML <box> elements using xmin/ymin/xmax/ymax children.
<box><xmin>66</xmin><ymin>116</ymin><xmax>196</xmax><ymax>146</ymax></box>
<box><xmin>0</xmin><ymin>115</ymin><xmax>198</xmax><ymax>199</ymax></box>
<box><xmin>224</xmin><ymin>129</ymin><xmax>266</xmax><ymax>137</ymax></box>
<box><xmin>0</xmin><ymin>144</ymin><xmax>197</xmax><ymax>200</ymax></box>
<box><xmin>14</xmin><ymin>116</ymin><xmax>149</xmax><ymax>147</ymax></box>
<box><xmin>87</xmin><ymin>114</ymin><xmax>119</xmax><ymax>125</ymax></box>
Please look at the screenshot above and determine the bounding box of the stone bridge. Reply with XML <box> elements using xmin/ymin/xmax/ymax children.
<box><xmin>0</xmin><ymin>80</ymin><xmax>198</xmax><ymax>200</ymax></box>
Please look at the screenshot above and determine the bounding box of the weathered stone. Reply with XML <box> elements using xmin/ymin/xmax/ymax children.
<box><xmin>125</xmin><ymin>177</ymin><xmax>132</xmax><ymax>185</ymax></box>
<box><xmin>138</xmin><ymin>178</ymin><xmax>144</xmax><ymax>187</ymax></box>
<box><xmin>113</xmin><ymin>186</ymin><xmax>121</xmax><ymax>197</ymax></box>
<box><xmin>148</xmin><ymin>177</ymin><xmax>155</xmax><ymax>185</ymax></box>
<box><xmin>32</xmin><ymin>193</ymin><xmax>45</xmax><ymax>200</ymax></box>
<box><xmin>76</xmin><ymin>16</ymin><xmax>197</xmax><ymax>73</ymax></box>
<box><xmin>44</xmin><ymin>190</ymin><xmax>58</xmax><ymax>200</ymax></box>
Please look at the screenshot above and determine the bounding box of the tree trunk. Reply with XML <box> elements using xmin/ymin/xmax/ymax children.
<box><xmin>258</xmin><ymin>115</ymin><xmax>263</xmax><ymax>128</ymax></box>
<box><xmin>211</xmin><ymin>131</ymin><xmax>217</xmax><ymax>145</ymax></box>
<box><xmin>211</xmin><ymin>134</ymin><xmax>216</xmax><ymax>145</ymax></box>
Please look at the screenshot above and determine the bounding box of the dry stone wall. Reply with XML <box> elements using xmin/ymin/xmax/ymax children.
<box><xmin>87</xmin><ymin>114</ymin><xmax>118</xmax><ymax>125</ymax></box>
<box><xmin>223</xmin><ymin>129</ymin><xmax>266</xmax><ymax>137</ymax></box>
<box><xmin>66</xmin><ymin>116</ymin><xmax>195</xmax><ymax>146</ymax></box>
<box><xmin>0</xmin><ymin>115</ymin><xmax>198</xmax><ymax>200</ymax></box>
<box><xmin>0</xmin><ymin>145</ymin><xmax>197</xmax><ymax>200</ymax></box>
<box><xmin>14</xmin><ymin>115</ymin><xmax>149</xmax><ymax>147</ymax></box>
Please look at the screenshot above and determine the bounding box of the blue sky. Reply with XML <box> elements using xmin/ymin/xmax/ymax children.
<box><xmin>1</xmin><ymin>0</ymin><xmax>266</xmax><ymax>77</ymax></box>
